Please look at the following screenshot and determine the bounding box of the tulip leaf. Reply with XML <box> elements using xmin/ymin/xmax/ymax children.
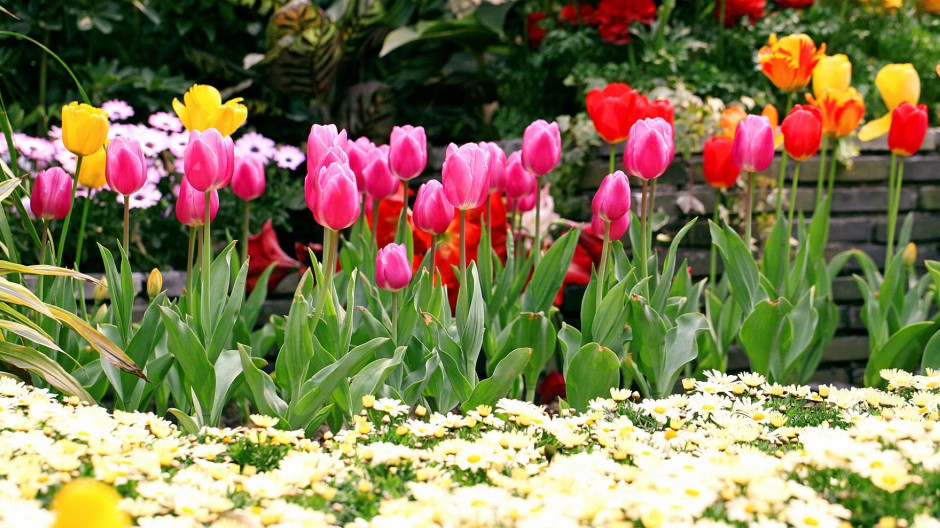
<box><xmin>557</xmin><ymin>323</ymin><xmax>582</xmax><ymax>378</ymax></box>
<box><xmin>516</xmin><ymin>312</ymin><xmax>557</xmax><ymax>395</ymax></box>
<box><xmin>921</xmin><ymin>329</ymin><xmax>940</xmax><ymax>372</ymax></box>
<box><xmin>456</xmin><ymin>264</ymin><xmax>485</xmax><ymax>377</ymax></box>
<box><xmin>651</xmin><ymin>218</ymin><xmax>696</xmax><ymax>313</ymax></box>
<box><xmin>709</xmin><ymin>221</ymin><xmax>766</xmax><ymax>313</ymax></box>
<box><xmin>350</xmin><ymin>346</ymin><xmax>407</xmax><ymax>415</ymax></box>
<box><xmin>864</xmin><ymin>322</ymin><xmax>934</xmax><ymax>388</ymax></box>
<box><xmin>566</xmin><ymin>343</ymin><xmax>619</xmax><ymax>411</ymax></box>
<box><xmin>461</xmin><ymin>347</ymin><xmax>531</xmax><ymax>413</ymax></box>
<box><xmin>522</xmin><ymin>229</ymin><xmax>580</xmax><ymax>313</ymax></box>
<box><xmin>238</xmin><ymin>345</ymin><xmax>288</xmax><ymax>420</ymax></box>
<box><xmin>0</xmin><ymin>341</ymin><xmax>94</xmax><ymax>402</ymax></box>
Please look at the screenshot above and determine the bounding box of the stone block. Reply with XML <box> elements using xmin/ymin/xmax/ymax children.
<box><xmin>918</xmin><ymin>186</ymin><xmax>940</xmax><ymax>210</ymax></box>
<box><xmin>873</xmin><ymin>213</ymin><xmax>940</xmax><ymax>243</ymax></box>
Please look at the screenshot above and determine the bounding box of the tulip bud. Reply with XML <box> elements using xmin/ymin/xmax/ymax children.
<box><xmin>183</xmin><ymin>129</ymin><xmax>235</xmax><ymax>192</ymax></box>
<box><xmin>703</xmin><ymin>136</ymin><xmax>741</xmax><ymax>189</ymax></box>
<box><xmin>902</xmin><ymin>242</ymin><xmax>918</xmax><ymax>267</ymax></box>
<box><xmin>480</xmin><ymin>142</ymin><xmax>506</xmax><ymax>193</ymax></box>
<box><xmin>307</xmin><ymin>124</ymin><xmax>348</xmax><ymax>177</ymax></box>
<box><xmin>504</xmin><ymin>151</ymin><xmax>537</xmax><ymax>199</ymax></box>
<box><xmin>412</xmin><ymin>180</ymin><xmax>454</xmax><ymax>235</ymax></box>
<box><xmin>306</xmin><ymin>162</ymin><xmax>360</xmax><ymax>231</ymax></box>
<box><xmin>94</xmin><ymin>276</ymin><xmax>109</xmax><ymax>303</ymax></box>
<box><xmin>781</xmin><ymin>105</ymin><xmax>823</xmax><ymax>161</ymax></box>
<box><xmin>813</xmin><ymin>54</ymin><xmax>852</xmax><ymax>99</ymax></box>
<box><xmin>362</xmin><ymin>148</ymin><xmax>398</xmax><ymax>201</ymax></box>
<box><xmin>147</xmin><ymin>268</ymin><xmax>163</xmax><ymax>299</ymax></box>
<box><xmin>887</xmin><ymin>102</ymin><xmax>929</xmax><ymax>157</ymax></box>
<box><xmin>106</xmin><ymin>137</ymin><xmax>148</xmax><ymax>196</ymax></box>
<box><xmin>175</xmin><ymin>178</ymin><xmax>219</xmax><ymax>227</ymax></box>
<box><xmin>731</xmin><ymin>115</ymin><xmax>776</xmax><ymax>172</ymax></box>
<box><xmin>77</xmin><ymin>144</ymin><xmax>108</xmax><ymax>189</ymax></box>
<box><xmin>375</xmin><ymin>243</ymin><xmax>413</xmax><ymax>291</ymax></box>
<box><xmin>507</xmin><ymin>189</ymin><xmax>537</xmax><ymax>213</ymax></box>
<box><xmin>61</xmin><ymin>102</ymin><xmax>109</xmax><ymax>157</ymax></box>
<box><xmin>442</xmin><ymin>143</ymin><xmax>490</xmax><ymax>211</ymax></box>
<box><xmin>624</xmin><ymin>118</ymin><xmax>674</xmax><ymax>180</ymax></box>
<box><xmin>31</xmin><ymin>167</ymin><xmax>73</xmax><ymax>220</ymax></box>
<box><xmin>388</xmin><ymin>125</ymin><xmax>427</xmax><ymax>181</ymax></box>
<box><xmin>521</xmin><ymin>119</ymin><xmax>562</xmax><ymax>176</ymax></box>
<box><xmin>346</xmin><ymin>137</ymin><xmax>374</xmax><ymax>190</ymax></box>
<box><xmin>231</xmin><ymin>157</ymin><xmax>267</xmax><ymax>201</ymax></box>
<box><xmin>591</xmin><ymin>171</ymin><xmax>631</xmax><ymax>222</ymax></box>
<box><xmin>589</xmin><ymin>213</ymin><xmax>629</xmax><ymax>241</ymax></box>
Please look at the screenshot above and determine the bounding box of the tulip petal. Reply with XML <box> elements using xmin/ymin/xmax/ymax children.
<box><xmin>858</xmin><ymin>114</ymin><xmax>892</xmax><ymax>142</ymax></box>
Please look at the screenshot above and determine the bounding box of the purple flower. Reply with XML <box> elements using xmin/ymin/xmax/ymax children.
<box><xmin>235</xmin><ymin>131</ymin><xmax>277</xmax><ymax>162</ymax></box>
<box><xmin>102</xmin><ymin>100</ymin><xmax>135</xmax><ymax>121</ymax></box>
<box><xmin>148</xmin><ymin>112</ymin><xmax>184</xmax><ymax>133</ymax></box>
<box><xmin>117</xmin><ymin>181</ymin><xmax>163</xmax><ymax>210</ymax></box>
<box><xmin>274</xmin><ymin>145</ymin><xmax>305</xmax><ymax>170</ymax></box>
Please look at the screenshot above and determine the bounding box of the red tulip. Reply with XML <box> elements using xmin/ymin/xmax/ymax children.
<box><xmin>780</xmin><ymin>104</ymin><xmax>822</xmax><ymax>161</ymax></box>
<box><xmin>702</xmin><ymin>136</ymin><xmax>740</xmax><ymax>190</ymax></box>
<box><xmin>646</xmin><ymin>98</ymin><xmax>675</xmax><ymax>126</ymax></box>
<box><xmin>888</xmin><ymin>102</ymin><xmax>929</xmax><ymax>157</ymax></box>
<box><xmin>585</xmin><ymin>83</ymin><xmax>648</xmax><ymax>144</ymax></box>
<box><xmin>31</xmin><ymin>167</ymin><xmax>73</xmax><ymax>220</ymax></box>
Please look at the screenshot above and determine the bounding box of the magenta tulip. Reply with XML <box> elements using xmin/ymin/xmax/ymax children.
<box><xmin>590</xmin><ymin>213</ymin><xmax>629</xmax><ymax>241</ymax></box>
<box><xmin>232</xmin><ymin>156</ymin><xmax>266</xmax><ymax>201</ymax></box>
<box><xmin>388</xmin><ymin>125</ymin><xmax>427</xmax><ymax>181</ymax></box>
<box><xmin>504</xmin><ymin>151</ymin><xmax>537</xmax><ymax>199</ymax></box>
<box><xmin>480</xmin><ymin>142</ymin><xmax>507</xmax><ymax>193</ymax></box>
<box><xmin>184</xmin><ymin>128</ymin><xmax>234</xmax><ymax>192</ymax></box>
<box><xmin>306</xmin><ymin>162</ymin><xmax>360</xmax><ymax>230</ymax></box>
<box><xmin>376</xmin><ymin>243</ymin><xmax>413</xmax><ymax>291</ymax></box>
<box><xmin>442</xmin><ymin>143</ymin><xmax>490</xmax><ymax>210</ymax></box>
<box><xmin>413</xmin><ymin>180</ymin><xmax>454</xmax><ymax>235</ymax></box>
<box><xmin>346</xmin><ymin>136</ymin><xmax>374</xmax><ymax>189</ymax></box>
<box><xmin>31</xmin><ymin>167</ymin><xmax>73</xmax><ymax>220</ymax></box>
<box><xmin>362</xmin><ymin>147</ymin><xmax>398</xmax><ymax>201</ymax></box>
<box><xmin>105</xmin><ymin>137</ymin><xmax>147</xmax><ymax>196</ymax></box>
<box><xmin>176</xmin><ymin>178</ymin><xmax>219</xmax><ymax>227</ymax></box>
<box><xmin>508</xmin><ymin>189</ymin><xmax>538</xmax><ymax>213</ymax></box>
<box><xmin>521</xmin><ymin>119</ymin><xmax>562</xmax><ymax>176</ymax></box>
<box><xmin>732</xmin><ymin>115</ymin><xmax>776</xmax><ymax>172</ymax></box>
<box><xmin>307</xmin><ymin>124</ymin><xmax>348</xmax><ymax>177</ymax></box>
<box><xmin>591</xmin><ymin>170</ymin><xmax>632</xmax><ymax>221</ymax></box>
<box><xmin>624</xmin><ymin>118</ymin><xmax>674</xmax><ymax>180</ymax></box>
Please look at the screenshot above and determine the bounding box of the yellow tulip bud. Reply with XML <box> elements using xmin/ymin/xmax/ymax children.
<box><xmin>94</xmin><ymin>276</ymin><xmax>109</xmax><ymax>303</ymax></box>
<box><xmin>77</xmin><ymin>144</ymin><xmax>108</xmax><ymax>189</ymax></box>
<box><xmin>61</xmin><ymin>102</ymin><xmax>109</xmax><ymax>157</ymax></box>
<box><xmin>902</xmin><ymin>243</ymin><xmax>917</xmax><ymax>267</ymax></box>
<box><xmin>172</xmin><ymin>84</ymin><xmax>248</xmax><ymax>137</ymax></box>
<box><xmin>813</xmin><ymin>54</ymin><xmax>852</xmax><ymax>99</ymax></box>
<box><xmin>51</xmin><ymin>479</ymin><xmax>129</xmax><ymax>528</ymax></box>
<box><xmin>147</xmin><ymin>268</ymin><xmax>163</xmax><ymax>299</ymax></box>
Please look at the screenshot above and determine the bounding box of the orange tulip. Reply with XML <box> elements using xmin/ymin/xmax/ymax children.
<box><xmin>720</xmin><ymin>106</ymin><xmax>747</xmax><ymax>139</ymax></box>
<box><xmin>806</xmin><ymin>88</ymin><xmax>866</xmax><ymax>139</ymax></box>
<box><xmin>760</xmin><ymin>104</ymin><xmax>784</xmax><ymax>148</ymax></box>
<box><xmin>758</xmin><ymin>33</ymin><xmax>826</xmax><ymax>92</ymax></box>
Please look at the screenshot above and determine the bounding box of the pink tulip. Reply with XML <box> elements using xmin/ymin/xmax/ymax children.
<box><xmin>176</xmin><ymin>178</ymin><xmax>219</xmax><ymax>227</ymax></box>
<box><xmin>589</xmin><ymin>214</ymin><xmax>629</xmax><ymax>241</ymax></box>
<box><xmin>731</xmin><ymin>115</ymin><xmax>775</xmax><ymax>172</ymax></box>
<box><xmin>105</xmin><ymin>137</ymin><xmax>147</xmax><ymax>196</ymax></box>
<box><xmin>346</xmin><ymin>136</ymin><xmax>374</xmax><ymax>189</ymax></box>
<box><xmin>508</xmin><ymin>189</ymin><xmax>537</xmax><ymax>212</ymax></box>
<box><xmin>362</xmin><ymin>147</ymin><xmax>398</xmax><ymax>201</ymax></box>
<box><xmin>31</xmin><ymin>167</ymin><xmax>73</xmax><ymax>220</ymax></box>
<box><xmin>504</xmin><ymin>151</ymin><xmax>537</xmax><ymax>199</ymax></box>
<box><xmin>480</xmin><ymin>142</ymin><xmax>507</xmax><ymax>193</ymax></box>
<box><xmin>305</xmin><ymin>161</ymin><xmax>360</xmax><ymax>230</ymax></box>
<box><xmin>389</xmin><ymin>125</ymin><xmax>427</xmax><ymax>181</ymax></box>
<box><xmin>522</xmin><ymin>119</ymin><xmax>562</xmax><ymax>176</ymax></box>
<box><xmin>624</xmin><ymin>118</ymin><xmax>674</xmax><ymax>180</ymax></box>
<box><xmin>591</xmin><ymin>170</ymin><xmax>632</xmax><ymax>221</ymax></box>
<box><xmin>375</xmin><ymin>243</ymin><xmax>413</xmax><ymax>291</ymax></box>
<box><xmin>413</xmin><ymin>180</ymin><xmax>454</xmax><ymax>235</ymax></box>
<box><xmin>231</xmin><ymin>156</ymin><xmax>266</xmax><ymax>201</ymax></box>
<box><xmin>184</xmin><ymin>129</ymin><xmax>234</xmax><ymax>192</ymax></box>
<box><xmin>442</xmin><ymin>143</ymin><xmax>490</xmax><ymax>210</ymax></box>
<box><xmin>307</xmin><ymin>124</ymin><xmax>348</xmax><ymax>177</ymax></box>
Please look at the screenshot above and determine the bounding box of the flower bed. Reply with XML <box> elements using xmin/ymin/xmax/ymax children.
<box><xmin>3</xmin><ymin>369</ymin><xmax>940</xmax><ymax>527</ymax></box>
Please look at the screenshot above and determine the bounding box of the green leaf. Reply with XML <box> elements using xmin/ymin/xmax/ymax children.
<box><xmin>168</xmin><ymin>408</ymin><xmax>200</xmax><ymax>435</ymax></box>
<box><xmin>0</xmin><ymin>341</ymin><xmax>93</xmax><ymax>402</ymax></box>
<box><xmin>210</xmin><ymin>349</ymin><xmax>244</xmax><ymax>426</ymax></box>
<box><xmin>566</xmin><ymin>343</ymin><xmax>619</xmax><ymax>411</ymax></box>
<box><xmin>238</xmin><ymin>345</ymin><xmax>288</xmax><ymax>420</ymax></box>
<box><xmin>761</xmin><ymin>216</ymin><xmax>788</xmax><ymax>291</ymax></box>
<box><xmin>461</xmin><ymin>347</ymin><xmax>531</xmax><ymax>413</ymax></box>
<box><xmin>516</xmin><ymin>312</ymin><xmax>557</xmax><ymax>394</ymax></box>
<box><xmin>159</xmin><ymin>306</ymin><xmax>213</xmax><ymax>407</ymax></box>
<box><xmin>457</xmin><ymin>264</ymin><xmax>485</xmax><ymax>375</ymax></box>
<box><xmin>48</xmin><ymin>305</ymin><xmax>144</xmax><ymax>379</ymax></box>
<box><xmin>349</xmin><ymin>346</ymin><xmax>406</xmax><ymax>415</ymax></box>
<box><xmin>739</xmin><ymin>299</ymin><xmax>792</xmax><ymax>379</ymax></box>
<box><xmin>651</xmin><ymin>218</ymin><xmax>696</xmax><ymax>313</ymax></box>
<box><xmin>921</xmin><ymin>329</ymin><xmax>940</xmax><ymax>371</ymax></box>
<box><xmin>709</xmin><ymin>221</ymin><xmax>766</xmax><ymax>313</ymax></box>
<box><xmin>522</xmin><ymin>229</ymin><xmax>580</xmax><ymax>313</ymax></box>
<box><xmin>655</xmin><ymin>313</ymin><xmax>708</xmax><ymax>397</ymax></box>
<box><xmin>865</xmin><ymin>321</ymin><xmax>934</xmax><ymax>387</ymax></box>
<box><xmin>557</xmin><ymin>323</ymin><xmax>582</xmax><ymax>378</ymax></box>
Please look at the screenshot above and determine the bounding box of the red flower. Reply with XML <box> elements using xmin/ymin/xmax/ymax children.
<box><xmin>888</xmin><ymin>102</ymin><xmax>929</xmax><ymax>157</ymax></box>
<box><xmin>585</xmin><ymin>83</ymin><xmax>649</xmax><ymax>144</ymax></box>
<box><xmin>702</xmin><ymin>136</ymin><xmax>741</xmax><ymax>190</ymax></box>
<box><xmin>646</xmin><ymin>98</ymin><xmax>675</xmax><ymax>126</ymax></box>
<box><xmin>559</xmin><ymin>3</ymin><xmax>596</xmax><ymax>25</ymax></box>
<box><xmin>776</xmin><ymin>0</ymin><xmax>813</xmax><ymax>8</ymax></box>
<box><xmin>246</xmin><ymin>219</ymin><xmax>301</xmax><ymax>292</ymax></box>
<box><xmin>538</xmin><ymin>370</ymin><xmax>567</xmax><ymax>404</ymax></box>
<box><xmin>527</xmin><ymin>12</ymin><xmax>550</xmax><ymax>47</ymax></box>
<box><xmin>716</xmin><ymin>0</ymin><xmax>766</xmax><ymax>27</ymax></box>
<box><xmin>595</xmin><ymin>0</ymin><xmax>657</xmax><ymax>45</ymax></box>
<box><xmin>781</xmin><ymin>104</ymin><xmax>822</xmax><ymax>161</ymax></box>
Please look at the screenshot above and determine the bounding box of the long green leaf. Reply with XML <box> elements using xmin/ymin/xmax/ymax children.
<box><xmin>461</xmin><ymin>347</ymin><xmax>531</xmax><ymax>412</ymax></box>
<box><xmin>0</xmin><ymin>341</ymin><xmax>93</xmax><ymax>402</ymax></box>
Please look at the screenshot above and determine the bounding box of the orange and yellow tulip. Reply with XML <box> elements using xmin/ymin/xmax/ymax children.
<box><xmin>719</xmin><ymin>106</ymin><xmax>747</xmax><ymax>139</ymax></box>
<box><xmin>61</xmin><ymin>102</ymin><xmax>109</xmax><ymax>157</ymax></box>
<box><xmin>812</xmin><ymin>54</ymin><xmax>851</xmax><ymax>99</ymax></box>
<box><xmin>858</xmin><ymin>63</ymin><xmax>920</xmax><ymax>141</ymax></box>
<box><xmin>172</xmin><ymin>84</ymin><xmax>248</xmax><ymax>137</ymax></box>
<box><xmin>806</xmin><ymin>88</ymin><xmax>866</xmax><ymax>139</ymax></box>
<box><xmin>760</xmin><ymin>104</ymin><xmax>785</xmax><ymax>148</ymax></box>
<box><xmin>758</xmin><ymin>33</ymin><xmax>826</xmax><ymax>93</ymax></box>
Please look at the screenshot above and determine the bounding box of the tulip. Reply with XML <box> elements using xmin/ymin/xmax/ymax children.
<box><xmin>702</xmin><ymin>136</ymin><xmax>740</xmax><ymax>190</ymax></box>
<box><xmin>585</xmin><ymin>83</ymin><xmax>648</xmax><ymax>144</ymax></box>
<box><xmin>363</xmin><ymin>148</ymin><xmax>398</xmax><ymax>201</ymax></box>
<box><xmin>175</xmin><ymin>178</ymin><xmax>219</xmax><ymax>227</ymax></box>
<box><xmin>376</xmin><ymin>243</ymin><xmax>413</xmax><ymax>291</ymax></box>
<box><xmin>806</xmin><ymin>88</ymin><xmax>865</xmax><ymax>139</ymax></box>
<box><xmin>106</xmin><ymin>137</ymin><xmax>148</xmax><ymax>196</ymax></box>
<box><xmin>508</xmin><ymin>190</ymin><xmax>538</xmax><ymax>213</ymax></box>
<box><xmin>232</xmin><ymin>157</ymin><xmax>267</xmax><ymax>201</ymax></box>
<box><xmin>481</xmin><ymin>142</ymin><xmax>507</xmax><ymax>193</ymax></box>
<box><xmin>590</xmin><ymin>213</ymin><xmax>629</xmax><ymax>241</ymax></box>
<box><xmin>888</xmin><ymin>102</ymin><xmax>929</xmax><ymax>157</ymax></box>
<box><xmin>505</xmin><ymin>151</ymin><xmax>538</xmax><ymax>199</ymax></box>
<box><xmin>31</xmin><ymin>167</ymin><xmax>73</xmax><ymax>221</ymax></box>
<box><xmin>77</xmin><ymin>145</ymin><xmax>107</xmax><ymax>189</ymax></box>
<box><xmin>184</xmin><ymin>129</ymin><xmax>235</xmax><ymax>192</ymax></box>
<box><xmin>813</xmin><ymin>54</ymin><xmax>852</xmax><ymax>99</ymax></box>
<box><xmin>346</xmin><ymin>137</ymin><xmax>374</xmax><ymax>190</ymax></box>
<box><xmin>624</xmin><ymin>118</ymin><xmax>674</xmax><ymax>180</ymax></box>
<box><xmin>388</xmin><ymin>125</ymin><xmax>427</xmax><ymax>181</ymax></box>
<box><xmin>761</xmin><ymin>104</ymin><xmax>784</xmax><ymax>148</ymax></box>
<box><xmin>172</xmin><ymin>84</ymin><xmax>247</xmax><ymax>137</ymax></box>
<box><xmin>61</xmin><ymin>102</ymin><xmax>109</xmax><ymax>157</ymax></box>
<box><xmin>758</xmin><ymin>33</ymin><xmax>826</xmax><ymax>92</ymax></box>
<box><xmin>591</xmin><ymin>171</ymin><xmax>631</xmax><ymax>222</ymax></box>
<box><xmin>720</xmin><ymin>106</ymin><xmax>747</xmax><ymax>139</ymax></box>
<box><xmin>781</xmin><ymin>105</ymin><xmax>822</xmax><ymax>161</ymax></box>
<box><xmin>442</xmin><ymin>143</ymin><xmax>490</xmax><ymax>211</ymax></box>
<box><xmin>731</xmin><ymin>115</ymin><xmax>775</xmax><ymax>172</ymax></box>
<box><xmin>147</xmin><ymin>268</ymin><xmax>163</xmax><ymax>300</ymax></box>
<box><xmin>413</xmin><ymin>180</ymin><xmax>454</xmax><ymax>235</ymax></box>
<box><xmin>306</xmin><ymin>161</ymin><xmax>360</xmax><ymax>231</ymax></box>
<box><xmin>858</xmin><ymin>64</ymin><xmax>921</xmax><ymax>141</ymax></box>
<box><xmin>307</xmin><ymin>124</ymin><xmax>348</xmax><ymax>177</ymax></box>
<box><xmin>647</xmin><ymin>99</ymin><xmax>675</xmax><ymax>125</ymax></box>
<box><xmin>521</xmin><ymin>119</ymin><xmax>562</xmax><ymax>176</ymax></box>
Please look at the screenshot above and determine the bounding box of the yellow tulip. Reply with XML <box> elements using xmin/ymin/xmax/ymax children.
<box><xmin>51</xmin><ymin>479</ymin><xmax>129</xmax><ymax>528</ymax></box>
<box><xmin>858</xmin><ymin>63</ymin><xmax>920</xmax><ymax>141</ymax></box>
<box><xmin>806</xmin><ymin>88</ymin><xmax>866</xmax><ymax>139</ymax></box>
<box><xmin>758</xmin><ymin>33</ymin><xmax>826</xmax><ymax>93</ymax></box>
<box><xmin>61</xmin><ymin>102</ymin><xmax>109</xmax><ymax>157</ymax></box>
<box><xmin>813</xmin><ymin>54</ymin><xmax>852</xmax><ymax>99</ymax></box>
<box><xmin>172</xmin><ymin>84</ymin><xmax>248</xmax><ymax>137</ymax></box>
<box><xmin>77</xmin><ymin>143</ymin><xmax>108</xmax><ymax>189</ymax></box>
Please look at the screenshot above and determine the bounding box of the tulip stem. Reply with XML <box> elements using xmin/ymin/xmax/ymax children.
<box><xmin>710</xmin><ymin>193</ymin><xmax>721</xmax><ymax>290</ymax></box>
<box><xmin>372</xmin><ymin>198</ymin><xmax>379</xmax><ymax>247</ymax></box>
<box><xmin>649</xmin><ymin>179</ymin><xmax>657</xmax><ymax>273</ymax></box>
<box><xmin>533</xmin><ymin>178</ymin><xmax>542</xmax><ymax>267</ymax></box>
<box><xmin>186</xmin><ymin>227</ymin><xmax>195</xmax><ymax>296</ymax></box>
<box><xmin>122</xmin><ymin>197</ymin><xmax>130</xmax><ymax>259</ymax></box>
<box><xmin>202</xmin><ymin>190</ymin><xmax>212</xmax><ymax>342</ymax></box>
<box><xmin>640</xmin><ymin>178</ymin><xmax>649</xmax><ymax>279</ymax></box>
<box><xmin>429</xmin><ymin>235</ymin><xmax>438</xmax><ymax>284</ymax></box>
<box><xmin>784</xmin><ymin>162</ymin><xmax>802</xmax><ymax>295</ymax></box>
<box><xmin>827</xmin><ymin>140</ymin><xmax>838</xmax><ymax>199</ymax></box>
<box><xmin>459</xmin><ymin>209</ymin><xmax>468</xmax><ymax>286</ymax></box>
<box><xmin>241</xmin><ymin>201</ymin><xmax>251</xmax><ymax>264</ymax></box>
<box><xmin>391</xmin><ymin>291</ymin><xmax>399</xmax><ymax>345</ymax></box>
<box><xmin>744</xmin><ymin>171</ymin><xmax>754</xmax><ymax>251</ymax></box>
<box><xmin>55</xmin><ymin>155</ymin><xmax>81</xmax><ymax>267</ymax></box>
<box><xmin>775</xmin><ymin>92</ymin><xmax>794</xmax><ymax>220</ymax></box>
<box><xmin>38</xmin><ymin>220</ymin><xmax>48</xmax><ymax>295</ymax></box>
<box><xmin>73</xmin><ymin>197</ymin><xmax>91</xmax><ymax>270</ymax></box>
<box><xmin>886</xmin><ymin>153</ymin><xmax>898</xmax><ymax>259</ymax></box>
<box><xmin>816</xmin><ymin>136</ymin><xmax>829</xmax><ymax>203</ymax></box>
<box><xmin>598</xmin><ymin>220</ymin><xmax>611</xmax><ymax>305</ymax></box>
